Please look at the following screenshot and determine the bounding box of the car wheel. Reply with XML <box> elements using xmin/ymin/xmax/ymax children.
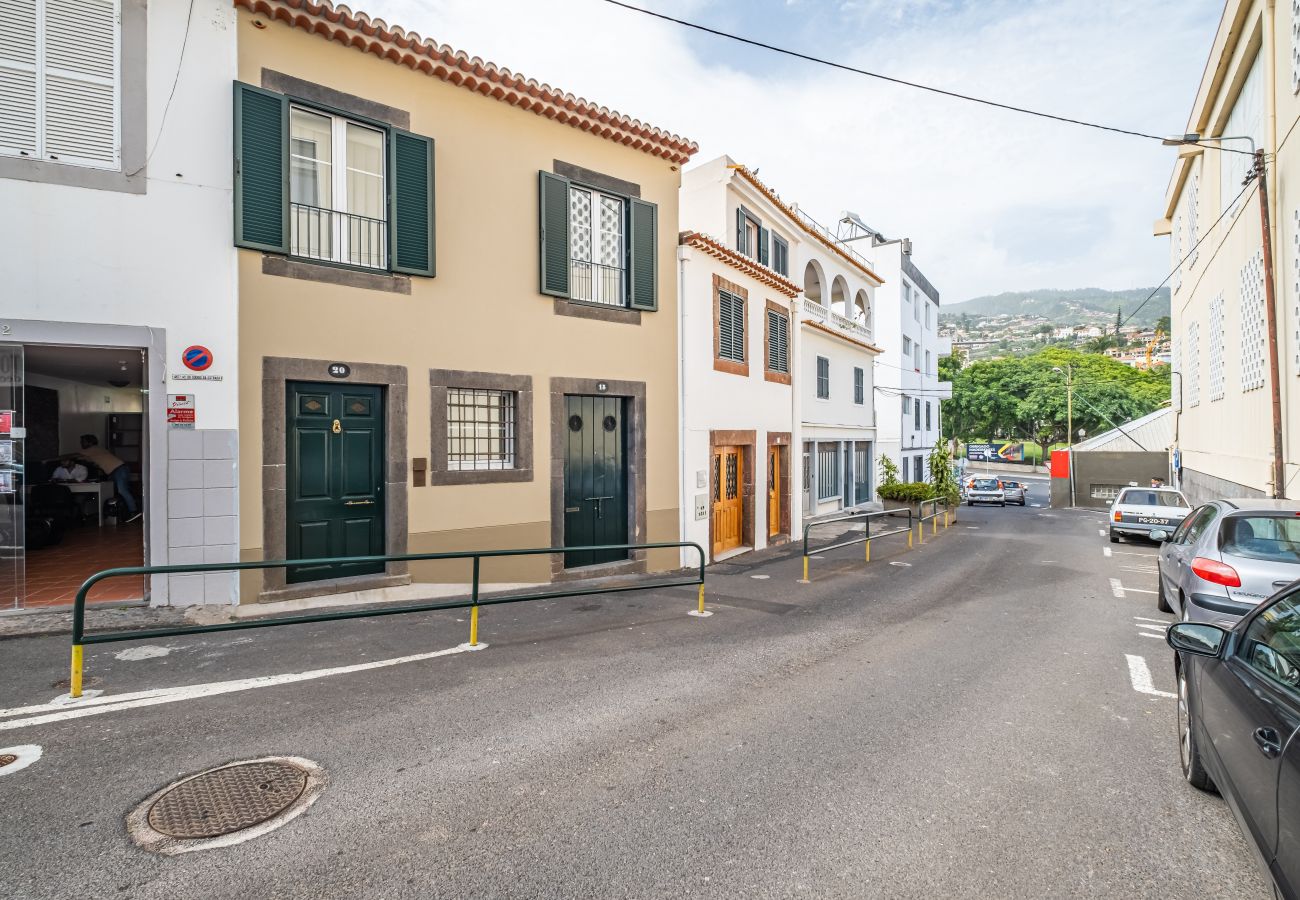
<box><xmin>1109</xmin><ymin>530</ymin><xmax>1120</xmax><ymax>544</ymax></box>
<box><xmin>1177</xmin><ymin>664</ymin><xmax>1216</xmax><ymax>792</ymax></box>
<box><xmin>1156</xmin><ymin>564</ymin><xmax>1172</xmax><ymax>613</ymax></box>
<box><xmin>1019</xmin><ymin>500</ymin><xmax>1026</xmax><ymax>506</ymax></box>
<box><xmin>967</xmin><ymin>501</ymin><xmax>973</xmax><ymax>507</ymax></box>
<box><xmin>999</xmin><ymin>502</ymin><xmax>1006</xmax><ymax>507</ymax></box>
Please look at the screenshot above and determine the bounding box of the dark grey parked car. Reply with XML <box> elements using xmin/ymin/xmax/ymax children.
<box><xmin>1166</xmin><ymin>586</ymin><xmax>1300</xmax><ymax>900</ymax></box>
<box><xmin>1157</xmin><ymin>500</ymin><xmax>1300</xmax><ymax>624</ymax></box>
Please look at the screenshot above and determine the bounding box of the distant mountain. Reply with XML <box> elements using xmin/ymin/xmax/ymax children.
<box><xmin>941</xmin><ymin>287</ymin><xmax>1170</xmax><ymax>328</ymax></box>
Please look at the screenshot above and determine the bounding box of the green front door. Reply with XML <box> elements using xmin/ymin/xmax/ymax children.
<box><xmin>286</xmin><ymin>382</ymin><xmax>385</xmax><ymax>583</ymax></box>
<box><xmin>563</xmin><ymin>395</ymin><xmax>628</xmax><ymax>568</ymax></box>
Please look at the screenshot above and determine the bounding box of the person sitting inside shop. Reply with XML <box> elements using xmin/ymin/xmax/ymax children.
<box><xmin>75</xmin><ymin>434</ymin><xmax>141</xmax><ymax>524</ymax></box>
<box><xmin>50</xmin><ymin>456</ymin><xmax>89</xmax><ymax>483</ymax></box>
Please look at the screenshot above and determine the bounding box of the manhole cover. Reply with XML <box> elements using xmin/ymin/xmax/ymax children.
<box><xmin>147</xmin><ymin>761</ymin><xmax>308</xmax><ymax>839</ymax></box>
<box><xmin>0</xmin><ymin>754</ymin><xmax>17</xmax><ymax>767</ymax></box>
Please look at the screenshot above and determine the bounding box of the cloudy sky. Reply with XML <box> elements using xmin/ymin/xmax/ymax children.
<box><xmin>361</xmin><ymin>0</ymin><xmax>1223</xmax><ymax>303</ymax></box>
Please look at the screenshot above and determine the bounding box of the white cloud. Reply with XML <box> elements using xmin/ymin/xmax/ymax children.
<box><xmin>357</xmin><ymin>0</ymin><xmax>1219</xmax><ymax>301</ymax></box>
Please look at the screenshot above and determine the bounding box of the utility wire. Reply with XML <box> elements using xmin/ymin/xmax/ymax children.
<box><xmin>1117</xmin><ymin>174</ymin><xmax>1256</xmax><ymax>329</ymax></box>
<box><xmin>125</xmin><ymin>0</ymin><xmax>196</xmax><ymax>177</ymax></box>
<box><xmin>603</xmin><ymin>0</ymin><xmax>1253</xmax><ymax>154</ymax></box>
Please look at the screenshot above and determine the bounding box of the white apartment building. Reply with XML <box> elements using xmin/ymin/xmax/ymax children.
<box><xmin>792</xmin><ymin>213</ymin><xmax>883</xmax><ymax>520</ymax></box>
<box><xmin>1157</xmin><ymin>0</ymin><xmax>1300</xmax><ymax>501</ymax></box>
<box><xmin>869</xmin><ymin>241</ymin><xmax>952</xmax><ymax>483</ymax></box>
<box><xmin>679</xmin><ymin>157</ymin><xmax>800</xmax><ymax>561</ymax></box>
<box><xmin>0</xmin><ymin>1</ymin><xmax>240</xmax><ymax>608</ymax></box>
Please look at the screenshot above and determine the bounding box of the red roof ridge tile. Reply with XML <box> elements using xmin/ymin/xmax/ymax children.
<box><xmin>237</xmin><ymin>0</ymin><xmax>698</xmax><ymax>164</ymax></box>
<box><xmin>679</xmin><ymin>231</ymin><xmax>801</xmax><ymax>298</ymax></box>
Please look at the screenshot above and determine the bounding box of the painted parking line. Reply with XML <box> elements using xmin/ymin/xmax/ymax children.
<box><xmin>1110</xmin><ymin>578</ymin><xmax>1126</xmax><ymax>598</ymax></box>
<box><xmin>1099</xmin><ymin>529</ymin><xmax>1107</xmax><ymax>537</ymax></box>
<box><xmin>0</xmin><ymin>642</ymin><xmax>481</xmax><ymax>733</ymax></box>
<box><xmin>1125</xmin><ymin>654</ymin><xmax>1176</xmax><ymax>698</ymax></box>
<box><xmin>1103</xmin><ymin>546</ymin><xmax>1112</xmax><ymax>558</ymax></box>
<box><xmin>1134</xmin><ymin>616</ymin><xmax>1170</xmax><ymax>623</ymax></box>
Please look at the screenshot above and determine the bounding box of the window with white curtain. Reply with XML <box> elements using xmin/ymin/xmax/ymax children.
<box><xmin>0</xmin><ymin>0</ymin><xmax>121</xmax><ymax>169</ymax></box>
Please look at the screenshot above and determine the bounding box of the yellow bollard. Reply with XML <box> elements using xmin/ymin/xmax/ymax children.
<box><xmin>908</xmin><ymin>528</ymin><xmax>913</xmax><ymax>549</ymax></box>
<box><xmin>933</xmin><ymin>515</ymin><xmax>938</xmax><ymax>536</ymax></box>
<box><xmin>70</xmin><ymin>644</ymin><xmax>83</xmax><ymax>699</ymax></box>
<box><xmin>802</xmin><ymin>555</ymin><xmax>810</xmax><ymax>581</ymax></box>
<box><xmin>865</xmin><ymin>539</ymin><xmax>871</xmax><ymax>563</ymax></box>
<box><xmin>469</xmin><ymin>606</ymin><xmax>479</xmax><ymax>647</ymax></box>
<box><xmin>697</xmin><ymin>583</ymin><xmax>706</xmax><ymax>615</ymax></box>
<box><xmin>917</xmin><ymin>522</ymin><xmax>924</xmax><ymax>544</ymax></box>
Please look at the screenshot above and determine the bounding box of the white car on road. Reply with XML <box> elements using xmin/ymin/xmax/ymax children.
<box><xmin>1109</xmin><ymin>486</ymin><xmax>1191</xmax><ymax>543</ymax></box>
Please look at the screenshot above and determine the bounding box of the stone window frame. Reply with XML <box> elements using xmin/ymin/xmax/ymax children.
<box><xmin>260</xmin><ymin>356</ymin><xmax>409</xmax><ymax>602</ymax></box>
<box><xmin>713</xmin><ymin>273</ymin><xmax>750</xmax><ymax>377</ymax></box>
<box><xmin>0</xmin><ymin>0</ymin><xmax>147</xmax><ymax>193</ymax></box>
<box><xmin>763</xmin><ymin>299</ymin><xmax>792</xmax><ymax>385</ymax></box>
<box><xmin>549</xmin><ymin>377</ymin><xmax>648</xmax><ymax>580</ymax></box>
<box><xmin>429</xmin><ymin>369</ymin><xmax>533</xmax><ymax>485</ymax></box>
<box><xmin>550</xmin><ymin>160</ymin><xmax>643</xmax><ymax>326</ymax></box>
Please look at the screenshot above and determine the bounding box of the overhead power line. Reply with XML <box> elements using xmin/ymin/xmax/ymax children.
<box><xmin>602</xmin><ymin>0</ymin><xmax>1252</xmax><ymax>153</ymax></box>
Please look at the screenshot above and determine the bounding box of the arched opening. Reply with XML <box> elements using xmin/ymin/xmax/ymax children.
<box><xmin>853</xmin><ymin>289</ymin><xmax>871</xmax><ymax>331</ymax></box>
<box><xmin>803</xmin><ymin>261</ymin><xmax>824</xmax><ymax>305</ymax></box>
<box><xmin>831</xmin><ymin>276</ymin><xmax>850</xmax><ymax>318</ymax></box>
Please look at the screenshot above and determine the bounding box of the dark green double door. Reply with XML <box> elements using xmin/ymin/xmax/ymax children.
<box><xmin>286</xmin><ymin>382</ymin><xmax>385</xmax><ymax>583</ymax></box>
<box><xmin>563</xmin><ymin>395</ymin><xmax>628</xmax><ymax>568</ymax></box>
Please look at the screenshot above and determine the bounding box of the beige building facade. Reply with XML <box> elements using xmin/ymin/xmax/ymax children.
<box><xmin>232</xmin><ymin>1</ymin><xmax>694</xmax><ymax>601</ymax></box>
<box><xmin>1158</xmin><ymin>0</ymin><xmax>1300</xmax><ymax>501</ymax></box>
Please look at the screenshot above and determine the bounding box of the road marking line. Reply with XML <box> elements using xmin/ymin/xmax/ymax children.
<box><xmin>1135</xmin><ymin>623</ymin><xmax>1167</xmax><ymax>632</ymax></box>
<box><xmin>1133</xmin><ymin>616</ymin><xmax>1170</xmax><ymax>623</ymax></box>
<box><xmin>1099</xmin><ymin>529</ymin><xmax>1107</xmax><ymax>537</ymax></box>
<box><xmin>1125</xmin><ymin>654</ymin><xmax>1176</xmax><ymax>698</ymax></box>
<box><xmin>1112</xmin><ymin>550</ymin><xmax>1157</xmax><ymax>557</ymax></box>
<box><xmin>1103</xmin><ymin>547</ymin><xmax>1112</xmax><ymax>557</ymax></box>
<box><xmin>1123</xmin><ymin>587</ymin><xmax>1159</xmax><ymax>595</ymax></box>
<box><xmin>1110</xmin><ymin>578</ymin><xmax>1125</xmax><ymax>598</ymax></box>
<box><xmin>1139</xmin><ymin>632</ymin><xmax>1165</xmax><ymax>639</ymax></box>
<box><xmin>0</xmin><ymin>642</ymin><xmax>479</xmax><ymax>732</ymax></box>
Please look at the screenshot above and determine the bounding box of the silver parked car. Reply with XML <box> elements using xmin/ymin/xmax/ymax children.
<box><xmin>966</xmin><ymin>477</ymin><xmax>1005</xmax><ymax>507</ymax></box>
<box><xmin>1157</xmin><ymin>499</ymin><xmax>1300</xmax><ymax>624</ymax></box>
<box><xmin>1109</xmin><ymin>486</ymin><xmax>1191</xmax><ymax>543</ymax></box>
<box><xmin>1001</xmin><ymin>481</ymin><xmax>1027</xmax><ymax>505</ymax></box>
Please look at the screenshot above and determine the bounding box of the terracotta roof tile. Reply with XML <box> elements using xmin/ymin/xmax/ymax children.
<box><xmin>679</xmin><ymin>231</ymin><xmax>801</xmax><ymax>298</ymax></box>
<box><xmin>236</xmin><ymin>0</ymin><xmax>699</xmax><ymax>164</ymax></box>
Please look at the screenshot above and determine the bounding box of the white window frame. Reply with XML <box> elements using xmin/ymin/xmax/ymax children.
<box><xmin>0</xmin><ymin>0</ymin><xmax>122</xmax><ymax>170</ymax></box>
<box><xmin>569</xmin><ymin>185</ymin><xmax>627</xmax><ymax>306</ymax></box>
<box><xmin>446</xmin><ymin>388</ymin><xmax>517</xmax><ymax>471</ymax></box>
<box><xmin>289</xmin><ymin>105</ymin><xmax>388</xmax><ymax>270</ymax></box>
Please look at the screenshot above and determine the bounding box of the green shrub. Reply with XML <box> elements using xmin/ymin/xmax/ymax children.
<box><xmin>877</xmin><ymin>482</ymin><xmax>935</xmax><ymax>503</ymax></box>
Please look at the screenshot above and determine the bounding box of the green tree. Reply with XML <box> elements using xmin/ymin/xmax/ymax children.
<box><xmin>942</xmin><ymin>347</ymin><xmax>1170</xmax><ymax>450</ymax></box>
<box><xmin>1155</xmin><ymin>315</ymin><xmax>1171</xmax><ymax>335</ymax></box>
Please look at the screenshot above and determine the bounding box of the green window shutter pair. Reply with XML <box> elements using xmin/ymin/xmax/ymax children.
<box><xmin>758</xmin><ymin>226</ymin><xmax>770</xmax><ymax>267</ymax></box>
<box><xmin>719</xmin><ymin>291</ymin><xmax>745</xmax><ymax>362</ymax></box>
<box><xmin>232</xmin><ymin>82</ymin><xmax>435</xmax><ymax>276</ymax></box>
<box><xmin>538</xmin><ymin>170</ymin><xmax>658</xmax><ymax>310</ymax></box>
<box><xmin>767</xmin><ymin>310</ymin><xmax>788</xmax><ymax>373</ymax></box>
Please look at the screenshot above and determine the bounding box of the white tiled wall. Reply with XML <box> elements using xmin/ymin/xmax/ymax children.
<box><xmin>167</xmin><ymin>428</ymin><xmax>238</xmax><ymax>605</ymax></box>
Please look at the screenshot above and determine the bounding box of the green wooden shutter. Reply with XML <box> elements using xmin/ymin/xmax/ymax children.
<box><xmin>233</xmin><ymin>82</ymin><xmax>288</xmax><ymax>253</ymax></box>
<box><xmin>736</xmin><ymin>207</ymin><xmax>746</xmax><ymax>253</ymax></box>
<box><xmin>539</xmin><ymin>171</ymin><xmax>571</xmax><ymax>297</ymax></box>
<box><xmin>389</xmin><ymin>130</ymin><xmax>435</xmax><ymax>276</ymax></box>
<box><xmin>758</xmin><ymin>226</ymin><xmax>770</xmax><ymax>266</ymax></box>
<box><xmin>629</xmin><ymin>198</ymin><xmax>658</xmax><ymax>311</ymax></box>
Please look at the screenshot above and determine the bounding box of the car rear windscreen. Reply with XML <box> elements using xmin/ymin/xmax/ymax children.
<box><xmin>973</xmin><ymin>479</ymin><xmax>999</xmax><ymax>489</ymax></box>
<box><xmin>1118</xmin><ymin>489</ymin><xmax>1188</xmax><ymax>508</ymax></box>
<box><xmin>1221</xmin><ymin>515</ymin><xmax>1300</xmax><ymax>563</ymax></box>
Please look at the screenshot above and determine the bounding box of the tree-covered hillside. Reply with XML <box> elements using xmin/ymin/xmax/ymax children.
<box><xmin>941</xmin><ymin>287</ymin><xmax>1169</xmax><ymax>328</ymax></box>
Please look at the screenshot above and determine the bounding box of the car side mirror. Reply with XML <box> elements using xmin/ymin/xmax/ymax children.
<box><xmin>1166</xmin><ymin>623</ymin><xmax>1228</xmax><ymax>658</ymax></box>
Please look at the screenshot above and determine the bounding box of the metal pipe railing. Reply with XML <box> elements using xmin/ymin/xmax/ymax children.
<box><xmin>68</xmin><ymin>541</ymin><xmax>706</xmax><ymax>698</ymax></box>
<box><xmin>799</xmin><ymin>508</ymin><xmax>914</xmax><ymax>582</ymax></box>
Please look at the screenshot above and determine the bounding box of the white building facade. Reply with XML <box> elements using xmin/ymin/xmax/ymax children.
<box><xmin>679</xmin><ymin>157</ymin><xmax>800</xmax><ymax>561</ymax></box>
<box><xmin>0</xmin><ymin>0</ymin><xmax>240</xmax><ymax>608</ymax></box>
<box><xmin>792</xmin><ymin>214</ymin><xmax>883</xmax><ymax>519</ymax></box>
<box><xmin>869</xmin><ymin>242</ymin><xmax>952</xmax><ymax>483</ymax></box>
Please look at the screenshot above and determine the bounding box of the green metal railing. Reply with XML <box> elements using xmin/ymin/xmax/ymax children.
<box><xmin>918</xmin><ymin>497</ymin><xmax>955</xmax><ymax>539</ymax></box>
<box><xmin>68</xmin><ymin>541</ymin><xmax>706</xmax><ymax>698</ymax></box>
<box><xmin>799</xmin><ymin>508</ymin><xmax>914</xmax><ymax>581</ymax></box>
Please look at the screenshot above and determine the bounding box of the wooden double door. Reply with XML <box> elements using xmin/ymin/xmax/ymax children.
<box><xmin>286</xmin><ymin>381</ymin><xmax>386</xmax><ymax>584</ymax></box>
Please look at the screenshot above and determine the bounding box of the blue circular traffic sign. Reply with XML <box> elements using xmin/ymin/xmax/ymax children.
<box><xmin>182</xmin><ymin>345</ymin><xmax>213</xmax><ymax>372</ymax></box>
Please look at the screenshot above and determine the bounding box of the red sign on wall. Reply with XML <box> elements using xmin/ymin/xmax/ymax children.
<box><xmin>1050</xmin><ymin>448</ymin><xmax>1071</xmax><ymax>479</ymax></box>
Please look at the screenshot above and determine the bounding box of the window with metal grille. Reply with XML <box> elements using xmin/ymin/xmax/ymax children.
<box><xmin>1</xmin><ymin>0</ymin><xmax>121</xmax><ymax>170</ymax></box>
<box><xmin>1187</xmin><ymin>171</ymin><xmax>1200</xmax><ymax>268</ymax></box>
<box><xmin>290</xmin><ymin>106</ymin><xmax>387</xmax><ymax>269</ymax></box>
<box><xmin>1240</xmin><ymin>251</ymin><xmax>1266</xmax><ymax>392</ymax></box>
<box><xmin>1208</xmin><ymin>293</ymin><xmax>1226</xmax><ymax>401</ymax></box>
<box><xmin>817</xmin><ymin>444</ymin><xmax>840</xmax><ymax>500</ymax></box>
<box><xmin>718</xmin><ymin>290</ymin><xmax>745</xmax><ymax>362</ymax></box>
<box><xmin>816</xmin><ymin>356</ymin><xmax>830</xmax><ymax>399</ymax></box>
<box><xmin>446</xmin><ymin>389</ymin><xmax>516</xmax><ymax>470</ymax></box>
<box><xmin>1187</xmin><ymin>320</ymin><xmax>1201</xmax><ymax>407</ymax></box>
<box><xmin>853</xmin><ymin>367</ymin><xmax>864</xmax><ymax>404</ymax></box>
<box><xmin>569</xmin><ymin>186</ymin><xmax>625</xmax><ymax>305</ymax></box>
<box><xmin>766</xmin><ymin>309</ymin><xmax>789</xmax><ymax>373</ymax></box>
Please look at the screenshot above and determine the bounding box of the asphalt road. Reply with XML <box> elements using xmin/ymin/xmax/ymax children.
<box><xmin>0</xmin><ymin>480</ymin><xmax>1272</xmax><ymax>898</ymax></box>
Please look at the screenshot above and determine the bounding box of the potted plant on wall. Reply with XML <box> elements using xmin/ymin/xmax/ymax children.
<box><xmin>876</xmin><ymin>455</ymin><xmax>934</xmax><ymax>516</ymax></box>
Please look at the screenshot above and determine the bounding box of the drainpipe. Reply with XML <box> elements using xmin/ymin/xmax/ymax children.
<box><xmin>792</xmin><ymin>296</ymin><xmax>803</xmax><ymax>526</ymax></box>
<box><xmin>677</xmin><ymin>245</ymin><xmax>690</xmax><ymax>566</ymax></box>
<box><xmin>1262</xmin><ymin>0</ymin><xmax>1287</xmax><ymax>497</ymax></box>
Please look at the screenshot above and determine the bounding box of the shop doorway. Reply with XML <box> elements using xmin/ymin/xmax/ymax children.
<box><xmin>0</xmin><ymin>343</ymin><xmax>147</xmax><ymax>609</ymax></box>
